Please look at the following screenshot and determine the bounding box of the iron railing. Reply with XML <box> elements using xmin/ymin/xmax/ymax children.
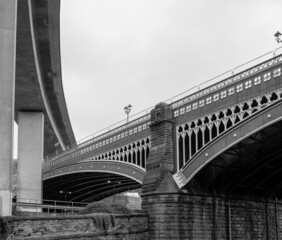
<box><xmin>13</xmin><ymin>198</ymin><xmax>88</xmax><ymax>214</ymax></box>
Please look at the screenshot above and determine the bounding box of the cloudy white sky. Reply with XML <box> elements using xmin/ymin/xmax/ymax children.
<box><xmin>60</xmin><ymin>0</ymin><xmax>282</xmax><ymax>142</ymax></box>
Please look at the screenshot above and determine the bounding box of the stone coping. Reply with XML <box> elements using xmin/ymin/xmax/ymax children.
<box><xmin>141</xmin><ymin>191</ymin><xmax>281</xmax><ymax>204</ymax></box>
<box><xmin>6</xmin><ymin>213</ymin><xmax>147</xmax><ymax>221</ymax></box>
<box><xmin>12</xmin><ymin>229</ymin><xmax>149</xmax><ymax>240</ymax></box>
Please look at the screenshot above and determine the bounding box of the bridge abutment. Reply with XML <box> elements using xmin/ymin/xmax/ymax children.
<box><xmin>142</xmin><ymin>193</ymin><xmax>281</xmax><ymax>239</ymax></box>
<box><xmin>17</xmin><ymin>112</ymin><xmax>44</xmax><ymax>211</ymax></box>
<box><xmin>0</xmin><ymin>0</ymin><xmax>17</xmax><ymax>216</ymax></box>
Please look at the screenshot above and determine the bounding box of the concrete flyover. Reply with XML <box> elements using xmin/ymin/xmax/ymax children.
<box><xmin>15</xmin><ymin>0</ymin><xmax>76</xmax><ymax>155</ymax></box>
<box><xmin>0</xmin><ymin>0</ymin><xmax>75</xmax><ymax>215</ymax></box>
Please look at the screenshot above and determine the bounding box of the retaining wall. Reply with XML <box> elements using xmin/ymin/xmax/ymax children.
<box><xmin>1</xmin><ymin>213</ymin><xmax>148</xmax><ymax>239</ymax></box>
<box><xmin>142</xmin><ymin>193</ymin><xmax>282</xmax><ymax>240</ymax></box>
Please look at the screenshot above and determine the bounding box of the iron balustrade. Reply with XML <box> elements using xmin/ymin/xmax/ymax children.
<box><xmin>43</xmin><ymin>136</ymin><xmax>151</xmax><ymax>172</ymax></box>
<box><xmin>44</xmin><ymin>115</ymin><xmax>151</xmax><ymax>162</ymax></box>
<box><xmin>172</xmin><ymin>53</ymin><xmax>282</xmax><ymax>111</ymax></box>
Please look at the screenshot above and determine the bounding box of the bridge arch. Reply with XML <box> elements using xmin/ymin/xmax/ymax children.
<box><xmin>43</xmin><ymin>161</ymin><xmax>145</xmax><ymax>202</ymax></box>
<box><xmin>174</xmin><ymin>92</ymin><xmax>282</xmax><ymax>198</ymax></box>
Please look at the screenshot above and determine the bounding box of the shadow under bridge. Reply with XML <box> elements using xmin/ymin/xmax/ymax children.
<box><xmin>43</xmin><ymin>160</ymin><xmax>145</xmax><ymax>202</ymax></box>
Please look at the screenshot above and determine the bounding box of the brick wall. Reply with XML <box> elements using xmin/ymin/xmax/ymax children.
<box><xmin>2</xmin><ymin>213</ymin><xmax>148</xmax><ymax>239</ymax></box>
<box><xmin>142</xmin><ymin>193</ymin><xmax>282</xmax><ymax>240</ymax></box>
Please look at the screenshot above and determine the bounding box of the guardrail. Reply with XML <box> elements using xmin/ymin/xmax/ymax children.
<box><xmin>13</xmin><ymin>198</ymin><xmax>88</xmax><ymax>214</ymax></box>
<box><xmin>45</xmin><ymin>47</ymin><xmax>282</xmax><ymax>160</ymax></box>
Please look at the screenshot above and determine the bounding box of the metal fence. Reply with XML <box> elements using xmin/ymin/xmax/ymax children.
<box><xmin>13</xmin><ymin>198</ymin><xmax>88</xmax><ymax>214</ymax></box>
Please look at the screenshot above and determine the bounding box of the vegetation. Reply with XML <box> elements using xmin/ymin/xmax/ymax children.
<box><xmin>79</xmin><ymin>202</ymin><xmax>131</xmax><ymax>215</ymax></box>
<box><xmin>78</xmin><ymin>202</ymin><xmax>132</xmax><ymax>230</ymax></box>
<box><xmin>0</xmin><ymin>217</ymin><xmax>12</xmax><ymax>238</ymax></box>
<box><xmin>0</xmin><ymin>202</ymin><xmax>131</xmax><ymax>237</ymax></box>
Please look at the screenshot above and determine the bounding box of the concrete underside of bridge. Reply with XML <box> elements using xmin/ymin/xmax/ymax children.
<box><xmin>0</xmin><ymin>0</ymin><xmax>76</xmax><ymax>216</ymax></box>
<box><xmin>43</xmin><ymin>172</ymin><xmax>141</xmax><ymax>202</ymax></box>
<box><xmin>16</xmin><ymin>0</ymin><xmax>75</xmax><ymax>155</ymax></box>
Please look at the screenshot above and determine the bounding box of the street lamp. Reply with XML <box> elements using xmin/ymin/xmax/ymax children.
<box><xmin>274</xmin><ymin>31</ymin><xmax>282</xmax><ymax>43</ymax></box>
<box><xmin>59</xmin><ymin>190</ymin><xmax>72</xmax><ymax>202</ymax></box>
<box><xmin>107</xmin><ymin>180</ymin><xmax>121</xmax><ymax>202</ymax></box>
<box><xmin>124</xmin><ymin>104</ymin><xmax>132</xmax><ymax>123</ymax></box>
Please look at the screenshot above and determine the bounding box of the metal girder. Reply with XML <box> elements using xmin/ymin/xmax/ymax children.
<box><xmin>44</xmin><ymin>173</ymin><xmax>116</xmax><ymax>191</ymax></box>
<box><xmin>81</xmin><ymin>184</ymin><xmax>141</xmax><ymax>203</ymax></box>
<box><xmin>182</xmin><ymin>102</ymin><xmax>282</xmax><ymax>199</ymax></box>
<box><xmin>247</xmin><ymin>167</ymin><xmax>282</xmax><ymax>195</ymax></box>
<box><xmin>264</xmin><ymin>182</ymin><xmax>282</xmax><ymax>198</ymax></box>
<box><xmin>43</xmin><ymin>172</ymin><xmax>141</xmax><ymax>202</ymax></box>
<box><xmin>69</xmin><ymin>179</ymin><xmax>136</xmax><ymax>200</ymax></box>
<box><xmin>222</xmin><ymin>150</ymin><xmax>282</xmax><ymax>193</ymax></box>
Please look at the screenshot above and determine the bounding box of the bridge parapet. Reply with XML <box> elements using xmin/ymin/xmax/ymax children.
<box><xmin>172</xmin><ymin>54</ymin><xmax>282</xmax><ymax>124</ymax></box>
<box><xmin>77</xmin><ymin>113</ymin><xmax>151</xmax><ymax>148</ymax></box>
<box><xmin>43</xmin><ymin>114</ymin><xmax>151</xmax><ymax>173</ymax></box>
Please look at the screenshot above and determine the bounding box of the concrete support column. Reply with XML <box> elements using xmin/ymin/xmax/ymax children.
<box><xmin>0</xmin><ymin>0</ymin><xmax>17</xmax><ymax>216</ymax></box>
<box><xmin>17</xmin><ymin>112</ymin><xmax>44</xmax><ymax>211</ymax></box>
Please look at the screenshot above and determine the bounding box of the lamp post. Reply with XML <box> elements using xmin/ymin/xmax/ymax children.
<box><xmin>124</xmin><ymin>104</ymin><xmax>132</xmax><ymax>123</ymax></box>
<box><xmin>274</xmin><ymin>31</ymin><xmax>282</xmax><ymax>43</ymax></box>
<box><xmin>59</xmin><ymin>190</ymin><xmax>72</xmax><ymax>202</ymax></box>
<box><xmin>107</xmin><ymin>180</ymin><xmax>121</xmax><ymax>202</ymax></box>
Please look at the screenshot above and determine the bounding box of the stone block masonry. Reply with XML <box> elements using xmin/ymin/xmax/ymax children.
<box><xmin>142</xmin><ymin>193</ymin><xmax>282</xmax><ymax>240</ymax></box>
<box><xmin>2</xmin><ymin>213</ymin><xmax>148</xmax><ymax>239</ymax></box>
<box><xmin>6</xmin><ymin>165</ymin><xmax>280</xmax><ymax>239</ymax></box>
<box><xmin>142</xmin><ymin>103</ymin><xmax>174</xmax><ymax>193</ymax></box>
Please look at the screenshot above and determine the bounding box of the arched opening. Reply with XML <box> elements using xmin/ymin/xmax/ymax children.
<box><xmin>184</xmin><ymin>133</ymin><xmax>190</xmax><ymax>164</ymax></box>
<box><xmin>142</xmin><ymin>148</ymin><xmax>146</xmax><ymax>168</ymax></box>
<box><xmin>133</xmin><ymin>151</ymin><xmax>136</xmax><ymax>164</ymax></box>
<box><xmin>191</xmin><ymin>131</ymin><xmax>196</xmax><ymax>157</ymax></box>
<box><xmin>178</xmin><ymin>134</ymin><xmax>184</xmax><ymax>169</ymax></box>
<box><xmin>197</xmin><ymin>128</ymin><xmax>203</xmax><ymax>150</ymax></box>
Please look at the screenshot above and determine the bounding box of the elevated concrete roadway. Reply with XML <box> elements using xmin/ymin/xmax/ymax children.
<box><xmin>0</xmin><ymin>0</ymin><xmax>76</xmax><ymax>215</ymax></box>
<box><xmin>15</xmin><ymin>0</ymin><xmax>76</xmax><ymax>155</ymax></box>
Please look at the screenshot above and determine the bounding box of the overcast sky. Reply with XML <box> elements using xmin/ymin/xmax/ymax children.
<box><xmin>60</xmin><ymin>0</ymin><xmax>282</xmax><ymax>142</ymax></box>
